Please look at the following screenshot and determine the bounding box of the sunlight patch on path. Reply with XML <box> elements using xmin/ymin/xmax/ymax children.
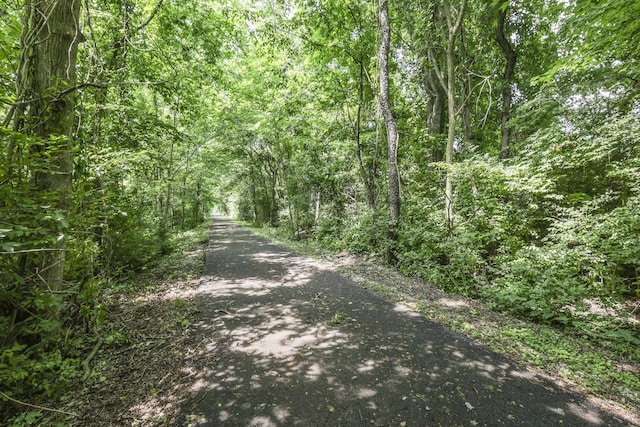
<box><xmin>123</xmin><ymin>218</ymin><xmax>638</xmax><ymax>427</ymax></box>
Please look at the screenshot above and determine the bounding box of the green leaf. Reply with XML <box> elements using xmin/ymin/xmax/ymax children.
<box><xmin>1</xmin><ymin>242</ymin><xmax>20</xmax><ymax>252</ymax></box>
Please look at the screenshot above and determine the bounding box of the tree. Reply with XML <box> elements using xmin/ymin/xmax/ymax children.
<box><xmin>12</xmin><ymin>0</ymin><xmax>83</xmax><ymax>290</ymax></box>
<box><xmin>494</xmin><ymin>1</ymin><xmax>517</xmax><ymax>158</ymax></box>
<box><xmin>295</xmin><ymin>0</ymin><xmax>380</xmax><ymax>211</ymax></box>
<box><xmin>428</xmin><ymin>0</ymin><xmax>467</xmax><ymax>232</ymax></box>
<box><xmin>378</xmin><ymin>0</ymin><xmax>400</xmax><ymax>243</ymax></box>
<box><xmin>443</xmin><ymin>0</ymin><xmax>466</xmax><ymax>232</ymax></box>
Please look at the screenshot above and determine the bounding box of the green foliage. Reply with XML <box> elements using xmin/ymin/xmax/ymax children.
<box><xmin>494</xmin><ymin>326</ymin><xmax>640</xmax><ymax>395</ymax></box>
<box><xmin>0</xmin><ymin>125</ymin><xmax>83</xmax><ymax>420</ymax></box>
<box><xmin>0</xmin><ymin>343</ymin><xmax>79</xmax><ymax>397</ymax></box>
<box><xmin>5</xmin><ymin>411</ymin><xmax>44</xmax><ymax>427</ymax></box>
<box><xmin>395</xmin><ymin>156</ymin><xmax>548</xmax><ymax>294</ymax></box>
<box><xmin>2</xmin><ymin>1</ymin><xmax>226</xmax><ymax>421</ymax></box>
<box><xmin>327</xmin><ymin>209</ymin><xmax>395</xmax><ymax>259</ymax></box>
<box><xmin>0</xmin><ymin>338</ymin><xmax>81</xmax><ymax>422</ymax></box>
<box><xmin>220</xmin><ymin>0</ymin><xmax>640</xmax><ymax>361</ymax></box>
<box><xmin>330</xmin><ymin>313</ymin><xmax>347</xmax><ymax>324</ymax></box>
<box><xmin>483</xmin><ymin>245</ymin><xmax>587</xmax><ymax>323</ymax></box>
<box><xmin>470</xmin><ymin>108</ymin><xmax>640</xmax><ymax>348</ymax></box>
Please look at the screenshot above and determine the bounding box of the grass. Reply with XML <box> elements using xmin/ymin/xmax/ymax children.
<box><xmin>236</xmin><ymin>221</ymin><xmax>333</xmax><ymax>258</ymax></box>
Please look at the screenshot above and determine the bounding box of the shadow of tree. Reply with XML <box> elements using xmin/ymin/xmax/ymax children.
<box><xmin>81</xmin><ymin>219</ymin><xmax>633</xmax><ymax>426</ymax></box>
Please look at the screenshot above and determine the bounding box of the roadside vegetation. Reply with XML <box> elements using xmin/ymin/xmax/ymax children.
<box><xmin>0</xmin><ymin>225</ymin><xmax>208</xmax><ymax>425</ymax></box>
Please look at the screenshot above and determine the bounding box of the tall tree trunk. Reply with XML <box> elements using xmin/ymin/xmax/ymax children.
<box><xmin>355</xmin><ymin>60</ymin><xmax>377</xmax><ymax>210</ymax></box>
<box><xmin>378</xmin><ymin>0</ymin><xmax>400</xmax><ymax>263</ymax></box>
<box><xmin>424</xmin><ymin>3</ymin><xmax>447</xmax><ymax>163</ymax></box>
<box><xmin>181</xmin><ymin>151</ymin><xmax>189</xmax><ymax>225</ymax></box>
<box><xmin>250</xmin><ymin>167</ymin><xmax>258</xmax><ymax>222</ymax></box>
<box><xmin>314</xmin><ymin>189</ymin><xmax>321</xmax><ymax>226</ymax></box>
<box><xmin>495</xmin><ymin>4</ymin><xmax>517</xmax><ymax>158</ymax></box>
<box><xmin>443</xmin><ymin>0</ymin><xmax>467</xmax><ymax>234</ymax></box>
<box><xmin>16</xmin><ymin>0</ymin><xmax>82</xmax><ymax>290</ymax></box>
<box><xmin>193</xmin><ymin>181</ymin><xmax>202</xmax><ymax>224</ymax></box>
<box><xmin>426</xmin><ymin>70</ymin><xmax>446</xmax><ymax>136</ymax></box>
<box><xmin>378</xmin><ymin>0</ymin><xmax>400</xmax><ymax>226</ymax></box>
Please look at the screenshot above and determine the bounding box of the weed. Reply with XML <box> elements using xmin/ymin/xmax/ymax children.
<box><xmin>331</xmin><ymin>313</ymin><xmax>347</xmax><ymax>324</ymax></box>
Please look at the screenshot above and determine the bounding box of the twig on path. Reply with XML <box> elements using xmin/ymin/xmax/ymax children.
<box><xmin>193</xmin><ymin>391</ymin><xmax>208</xmax><ymax>404</ymax></box>
<box><xmin>190</xmin><ymin>337</ymin><xmax>207</xmax><ymax>353</ymax></box>
<box><xmin>82</xmin><ymin>335</ymin><xmax>104</xmax><ymax>380</ymax></box>
<box><xmin>0</xmin><ymin>391</ymin><xmax>77</xmax><ymax>417</ymax></box>
<box><xmin>158</xmin><ymin>372</ymin><xmax>172</xmax><ymax>386</ymax></box>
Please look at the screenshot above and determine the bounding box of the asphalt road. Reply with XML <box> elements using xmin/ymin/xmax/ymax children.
<box><xmin>184</xmin><ymin>216</ymin><xmax>635</xmax><ymax>426</ymax></box>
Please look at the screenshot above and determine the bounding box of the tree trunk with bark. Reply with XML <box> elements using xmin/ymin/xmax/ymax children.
<box><xmin>426</xmin><ymin>70</ymin><xmax>447</xmax><ymax>136</ymax></box>
<box><xmin>378</xmin><ymin>0</ymin><xmax>400</xmax><ymax>263</ymax></box>
<box><xmin>443</xmin><ymin>0</ymin><xmax>467</xmax><ymax>234</ymax></box>
<box><xmin>378</xmin><ymin>0</ymin><xmax>400</xmax><ymax>227</ymax></box>
<box><xmin>495</xmin><ymin>4</ymin><xmax>517</xmax><ymax>158</ymax></box>
<box><xmin>16</xmin><ymin>0</ymin><xmax>82</xmax><ymax>290</ymax></box>
<box><xmin>355</xmin><ymin>60</ymin><xmax>377</xmax><ymax>210</ymax></box>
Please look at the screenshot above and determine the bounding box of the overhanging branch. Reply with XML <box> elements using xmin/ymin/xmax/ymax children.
<box><xmin>53</xmin><ymin>79</ymin><xmax>170</xmax><ymax>101</ymax></box>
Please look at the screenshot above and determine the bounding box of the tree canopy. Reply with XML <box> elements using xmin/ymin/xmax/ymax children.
<box><xmin>1</xmin><ymin>0</ymin><xmax>639</xmax><ymax>422</ymax></box>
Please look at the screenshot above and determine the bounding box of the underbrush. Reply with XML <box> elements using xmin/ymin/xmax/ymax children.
<box><xmin>0</xmin><ymin>224</ymin><xmax>209</xmax><ymax>426</ymax></box>
<box><xmin>105</xmin><ymin>224</ymin><xmax>210</xmax><ymax>296</ymax></box>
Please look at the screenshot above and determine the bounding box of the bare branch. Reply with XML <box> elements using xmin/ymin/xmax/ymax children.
<box><xmin>427</xmin><ymin>48</ymin><xmax>447</xmax><ymax>92</ymax></box>
<box><xmin>0</xmin><ymin>248</ymin><xmax>66</xmax><ymax>255</ymax></box>
<box><xmin>135</xmin><ymin>0</ymin><xmax>165</xmax><ymax>33</ymax></box>
<box><xmin>0</xmin><ymin>391</ymin><xmax>77</xmax><ymax>417</ymax></box>
<box><xmin>51</xmin><ymin>79</ymin><xmax>170</xmax><ymax>101</ymax></box>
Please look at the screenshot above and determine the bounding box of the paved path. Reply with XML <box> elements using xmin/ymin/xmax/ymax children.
<box><xmin>186</xmin><ymin>217</ymin><xmax>633</xmax><ymax>426</ymax></box>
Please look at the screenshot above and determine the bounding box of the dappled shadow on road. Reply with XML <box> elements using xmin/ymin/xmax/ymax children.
<box><xmin>123</xmin><ymin>219</ymin><xmax>633</xmax><ymax>426</ymax></box>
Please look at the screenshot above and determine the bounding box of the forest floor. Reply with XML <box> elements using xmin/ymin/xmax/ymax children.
<box><xmin>50</xmin><ymin>218</ymin><xmax>640</xmax><ymax>426</ymax></box>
